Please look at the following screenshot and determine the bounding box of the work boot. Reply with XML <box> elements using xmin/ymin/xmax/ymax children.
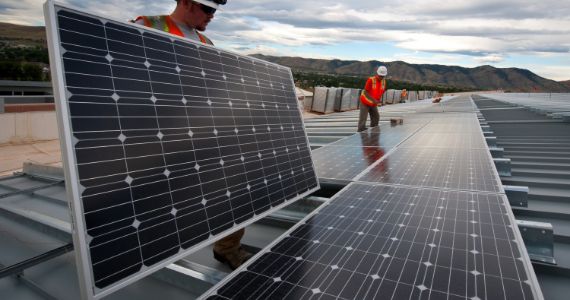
<box><xmin>238</xmin><ymin>247</ymin><xmax>253</xmax><ymax>263</ymax></box>
<box><xmin>213</xmin><ymin>247</ymin><xmax>252</xmax><ymax>270</ymax></box>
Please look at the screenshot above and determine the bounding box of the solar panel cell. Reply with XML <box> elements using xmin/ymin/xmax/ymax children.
<box><xmin>203</xmin><ymin>183</ymin><xmax>540</xmax><ymax>300</ymax></box>
<box><xmin>45</xmin><ymin>2</ymin><xmax>318</xmax><ymax>297</ymax></box>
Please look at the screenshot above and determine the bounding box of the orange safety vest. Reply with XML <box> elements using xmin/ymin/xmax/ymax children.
<box><xmin>134</xmin><ymin>15</ymin><xmax>213</xmax><ymax>45</ymax></box>
<box><xmin>360</xmin><ymin>76</ymin><xmax>386</xmax><ymax>107</ymax></box>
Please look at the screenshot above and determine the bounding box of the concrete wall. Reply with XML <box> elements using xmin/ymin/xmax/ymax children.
<box><xmin>0</xmin><ymin>111</ymin><xmax>58</xmax><ymax>144</ymax></box>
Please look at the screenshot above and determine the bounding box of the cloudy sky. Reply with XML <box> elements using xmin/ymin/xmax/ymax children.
<box><xmin>3</xmin><ymin>0</ymin><xmax>570</xmax><ymax>80</ymax></box>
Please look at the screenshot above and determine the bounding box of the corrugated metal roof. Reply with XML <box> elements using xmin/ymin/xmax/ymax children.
<box><xmin>2</xmin><ymin>94</ymin><xmax>570</xmax><ymax>299</ymax></box>
<box><xmin>473</xmin><ymin>94</ymin><xmax>570</xmax><ymax>300</ymax></box>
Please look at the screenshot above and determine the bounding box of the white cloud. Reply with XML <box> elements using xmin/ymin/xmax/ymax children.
<box><xmin>387</xmin><ymin>53</ymin><xmax>467</xmax><ymax>66</ymax></box>
<box><xmin>474</xmin><ymin>54</ymin><xmax>505</xmax><ymax>64</ymax></box>
<box><xmin>7</xmin><ymin>0</ymin><xmax>570</xmax><ymax>56</ymax></box>
<box><xmin>0</xmin><ymin>0</ymin><xmax>44</xmax><ymax>25</ymax></box>
<box><xmin>225</xmin><ymin>44</ymin><xmax>283</xmax><ymax>56</ymax></box>
<box><xmin>3</xmin><ymin>0</ymin><xmax>570</xmax><ymax>78</ymax></box>
<box><xmin>230</xmin><ymin>21</ymin><xmax>342</xmax><ymax>47</ymax></box>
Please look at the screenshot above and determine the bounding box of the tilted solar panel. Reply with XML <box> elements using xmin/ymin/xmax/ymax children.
<box><xmin>202</xmin><ymin>98</ymin><xmax>542</xmax><ymax>300</ymax></box>
<box><xmin>44</xmin><ymin>1</ymin><xmax>318</xmax><ymax>298</ymax></box>
<box><xmin>312</xmin><ymin>122</ymin><xmax>428</xmax><ymax>182</ymax></box>
<box><xmin>201</xmin><ymin>183</ymin><xmax>541</xmax><ymax>300</ymax></box>
<box><xmin>356</xmin><ymin>148</ymin><xmax>503</xmax><ymax>193</ymax></box>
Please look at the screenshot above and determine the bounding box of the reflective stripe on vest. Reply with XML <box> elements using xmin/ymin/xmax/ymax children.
<box><xmin>372</xmin><ymin>77</ymin><xmax>387</xmax><ymax>91</ymax></box>
<box><xmin>135</xmin><ymin>15</ymin><xmax>212</xmax><ymax>45</ymax></box>
<box><xmin>360</xmin><ymin>90</ymin><xmax>379</xmax><ymax>106</ymax></box>
<box><xmin>360</xmin><ymin>76</ymin><xmax>386</xmax><ymax>106</ymax></box>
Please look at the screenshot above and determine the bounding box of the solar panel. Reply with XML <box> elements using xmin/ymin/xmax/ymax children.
<box><xmin>312</xmin><ymin>146</ymin><xmax>389</xmax><ymax>182</ymax></box>
<box><xmin>356</xmin><ymin>148</ymin><xmax>503</xmax><ymax>193</ymax></box>
<box><xmin>312</xmin><ymin>123</ymin><xmax>428</xmax><ymax>182</ymax></box>
<box><xmin>327</xmin><ymin>122</ymin><xmax>427</xmax><ymax>148</ymax></box>
<box><xmin>398</xmin><ymin>132</ymin><xmax>487</xmax><ymax>149</ymax></box>
<box><xmin>360</xmin><ymin>113</ymin><xmax>493</xmax><ymax>189</ymax></box>
<box><xmin>44</xmin><ymin>2</ymin><xmax>318</xmax><ymax>298</ymax></box>
<box><xmin>201</xmin><ymin>183</ymin><xmax>541</xmax><ymax>300</ymax></box>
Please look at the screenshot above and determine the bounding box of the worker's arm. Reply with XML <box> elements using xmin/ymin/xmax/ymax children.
<box><xmin>361</xmin><ymin>78</ymin><xmax>382</xmax><ymax>106</ymax></box>
<box><xmin>362</xmin><ymin>90</ymin><xmax>382</xmax><ymax>106</ymax></box>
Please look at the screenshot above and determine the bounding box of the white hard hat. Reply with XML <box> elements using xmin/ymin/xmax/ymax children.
<box><xmin>377</xmin><ymin>66</ymin><xmax>387</xmax><ymax>76</ymax></box>
<box><xmin>190</xmin><ymin>0</ymin><xmax>226</xmax><ymax>9</ymax></box>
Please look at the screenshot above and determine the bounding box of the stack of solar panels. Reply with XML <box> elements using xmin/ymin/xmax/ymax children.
<box><xmin>414</xmin><ymin>91</ymin><xmax>425</xmax><ymax>101</ymax></box>
<box><xmin>303</xmin><ymin>92</ymin><xmax>314</xmax><ymax>112</ymax></box>
<box><xmin>381</xmin><ymin>89</ymin><xmax>394</xmax><ymax>104</ymax></box>
<box><xmin>349</xmin><ymin>89</ymin><xmax>361</xmax><ymax>110</ymax></box>
<box><xmin>311</xmin><ymin>87</ymin><xmax>364</xmax><ymax>114</ymax></box>
<box><xmin>407</xmin><ymin>90</ymin><xmax>419</xmax><ymax>102</ymax></box>
<box><xmin>326</xmin><ymin>88</ymin><xmax>340</xmax><ymax>113</ymax></box>
<box><xmin>336</xmin><ymin>88</ymin><xmax>358</xmax><ymax>112</ymax></box>
<box><xmin>310</xmin><ymin>87</ymin><xmax>337</xmax><ymax>114</ymax></box>
<box><xmin>44</xmin><ymin>2</ymin><xmax>319</xmax><ymax>299</ymax></box>
<box><xmin>202</xmin><ymin>96</ymin><xmax>543</xmax><ymax>300</ymax></box>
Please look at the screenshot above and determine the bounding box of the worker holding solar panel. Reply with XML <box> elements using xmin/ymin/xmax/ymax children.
<box><xmin>133</xmin><ymin>0</ymin><xmax>252</xmax><ymax>271</ymax></box>
<box><xmin>358</xmin><ymin>66</ymin><xmax>387</xmax><ymax>132</ymax></box>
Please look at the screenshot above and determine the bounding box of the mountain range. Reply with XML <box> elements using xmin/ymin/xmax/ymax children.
<box><xmin>252</xmin><ymin>54</ymin><xmax>570</xmax><ymax>92</ymax></box>
<box><xmin>1</xmin><ymin>22</ymin><xmax>568</xmax><ymax>92</ymax></box>
<box><xmin>0</xmin><ymin>22</ymin><xmax>46</xmax><ymax>48</ymax></box>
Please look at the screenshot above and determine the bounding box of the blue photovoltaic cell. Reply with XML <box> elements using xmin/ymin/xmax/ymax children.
<box><xmin>312</xmin><ymin>122</ymin><xmax>426</xmax><ymax>181</ymax></box>
<box><xmin>46</xmin><ymin>3</ymin><xmax>318</xmax><ymax>296</ymax></box>
<box><xmin>357</xmin><ymin>148</ymin><xmax>502</xmax><ymax>193</ymax></box>
<box><xmin>201</xmin><ymin>97</ymin><xmax>541</xmax><ymax>300</ymax></box>
<box><xmin>203</xmin><ymin>183</ymin><xmax>538</xmax><ymax>300</ymax></box>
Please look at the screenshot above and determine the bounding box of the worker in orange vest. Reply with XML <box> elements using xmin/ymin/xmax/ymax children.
<box><xmin>401</xmin><ymin>89</ymin><xmax>408</xmax><ymax>103</ymax></box>
<box><xmin>358</xmin><ymin>66</ymin><xmax>387</xmax><ymax>132</ymax></box>
<box><xmin>133</xmin><ymin>0</ymin><xmax>252</xmax><ymax>271</ymax></box>
<box><xmin>133</xmin><ymin>0</ymin><xmax>222</xmax><ymax>45</ymax></box>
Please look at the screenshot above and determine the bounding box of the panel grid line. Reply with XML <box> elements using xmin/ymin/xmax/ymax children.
<box><xmin>46</xmin><ymin>3</ymin><xmax>319</xmax><ymax>298</ymax></box>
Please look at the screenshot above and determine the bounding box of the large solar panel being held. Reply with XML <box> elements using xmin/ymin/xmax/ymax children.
<box><xmin>44</xmin><ymin>1</ymin><xmax>318</xmax><ymax>298</ymax></box>
<box><xmin>202</xmin><ymin>183</ymin><xmax>541</xmax><ymax>300</ymax></box>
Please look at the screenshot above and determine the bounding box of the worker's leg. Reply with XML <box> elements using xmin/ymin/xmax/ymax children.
<box><xmin>369</xmin><ymin>105</ymin><xmax>380</xmax><ymax>128</ymax></box>
<box><xmin>214</xmin><ymin>228</ymin><xmax>244</xmax><ymax>255</ymax></box>
<box><xmin>357</xmin><ymin>104</ymin><xmax>369</xmax><ymax>132</ymax></box>
<box><xmin>213</xmin><ymin>228</ymin><xmax>250</xmax><ymax>270</ymax></box>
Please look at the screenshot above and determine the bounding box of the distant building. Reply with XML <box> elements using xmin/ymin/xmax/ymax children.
<box><xmin>295</xmin><ymin>87</ymin><xmax>314</xmax><ymax>110</ymax></box>
<box><xmin>295</xmin><ymin>87</ymin><xmax>313</xmax><ymax>101</ymax></box>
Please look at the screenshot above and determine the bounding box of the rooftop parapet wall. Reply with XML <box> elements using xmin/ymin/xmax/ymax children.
<box><xmin>0</xmin><ymin>110</ymin><xmax>58</xmax><ymax>144</ymax></box>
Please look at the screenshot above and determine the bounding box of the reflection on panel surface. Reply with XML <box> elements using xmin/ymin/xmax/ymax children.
<box><xmin>204</xmin><ymin>183</ymin><xmax>537</xmax><ymax>300</ymax></box>
<box><xmin>312</xmin><ymin>123</ymin><xmax>426</xmax><ymax>181</ymax></box>
<box><xmin>399</xmin><ymin>133</ymin><xmax>487</xmax><ymax>149</ymax></box>
<box><xmin>313</xmin><ymin>145</ymin><xmax>387</xmax><ymax>181</ymax></box>
<box><xmin>357</xmin><ymin>148</ymin><xmax>501</xmax><ymax>193</ymax></box>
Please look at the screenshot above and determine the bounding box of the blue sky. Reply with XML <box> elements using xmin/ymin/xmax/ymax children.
<box><xmin>3</xmin><ymin>0</ymin><xmax>570</xmax><ymax>81</ymax></box>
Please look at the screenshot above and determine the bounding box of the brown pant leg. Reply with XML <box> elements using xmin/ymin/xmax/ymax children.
<box><xmin>357</xmin><ymin>104</ymin><xmax>369</xmax><ymax>132</ymax></box>
<box><xmin>213</xmin><ymin>228</ymin><xmax>245</xmax><ymax>254</ymax></box>
<box><xmin>369</xmin><ymin>105</ymin><xmax>380</xmax><ymax>128</ymax></box>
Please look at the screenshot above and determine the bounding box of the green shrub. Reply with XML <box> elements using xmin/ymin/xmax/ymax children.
<box><xmin>0</xmin><ymin>61</ymin><xmax>45</xmax><ymax>81</ymax></box>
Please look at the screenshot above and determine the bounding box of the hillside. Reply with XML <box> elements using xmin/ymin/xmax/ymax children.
<box><xmin>560</xmin><ymin>80</ymin><xmax>570</xmax><ymax>89</ymax></box>
<box><xmin>0</xmin><ymin>22</ymin><xmax>46</xmax><ymax>48</ymax></box>
<box><xmin>253</xmin><ymin>55</ymin><xmax>570</xmax><ymax>93</ymax></box>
